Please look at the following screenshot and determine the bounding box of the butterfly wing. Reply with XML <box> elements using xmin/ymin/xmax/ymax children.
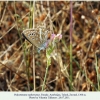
<box><xmin>22</xmin><ymin>28</ymin><xmax>49</xmax><ymax>49</ymax></box>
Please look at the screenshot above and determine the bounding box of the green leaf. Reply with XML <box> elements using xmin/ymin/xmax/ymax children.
<box><xmin>46</xmin><ymin>45</ymin><xmax>54</xmax><ymax>66</ymax></box>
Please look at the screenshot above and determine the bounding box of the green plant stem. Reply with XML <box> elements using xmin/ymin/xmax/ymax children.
<box><xmin>42</xmin><ymin>60</ymin><xmax>49</xmax><ymax>91</ymax></box>
<box><xmin>42</xmin><ymin>48</ymin><xmax>52</xmax><ymax>91</ymax></box>
<box><xmin>69</xmin><ymin>1</ymin><xmax>73</xmax><ymax>91</ymax></box>
<box><xmin>95</xmin><ymin>54</ymin><xmax>100</xmax><ymax>90</ymax></box>
<box><xmin>42</xmin><ymin>63</ymin><xmax>49</xmax><ymax>91</ymax></box>
<box><xmin>32</xmin><ymin>0</ymin><xmax>35</xmax><ymax>92</ymax></box>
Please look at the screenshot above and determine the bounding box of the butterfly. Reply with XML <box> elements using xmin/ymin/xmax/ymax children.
<box><xmin>22</xmin><ymin>24</ymin><xmax>50</xmax><ymax>51</ymax></box>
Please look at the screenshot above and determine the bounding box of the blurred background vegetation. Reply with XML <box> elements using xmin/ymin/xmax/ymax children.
<box><xmin>0</xmin><ymin>1</ymin><xmax>100</xmax><ymax>91</ymax></box>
